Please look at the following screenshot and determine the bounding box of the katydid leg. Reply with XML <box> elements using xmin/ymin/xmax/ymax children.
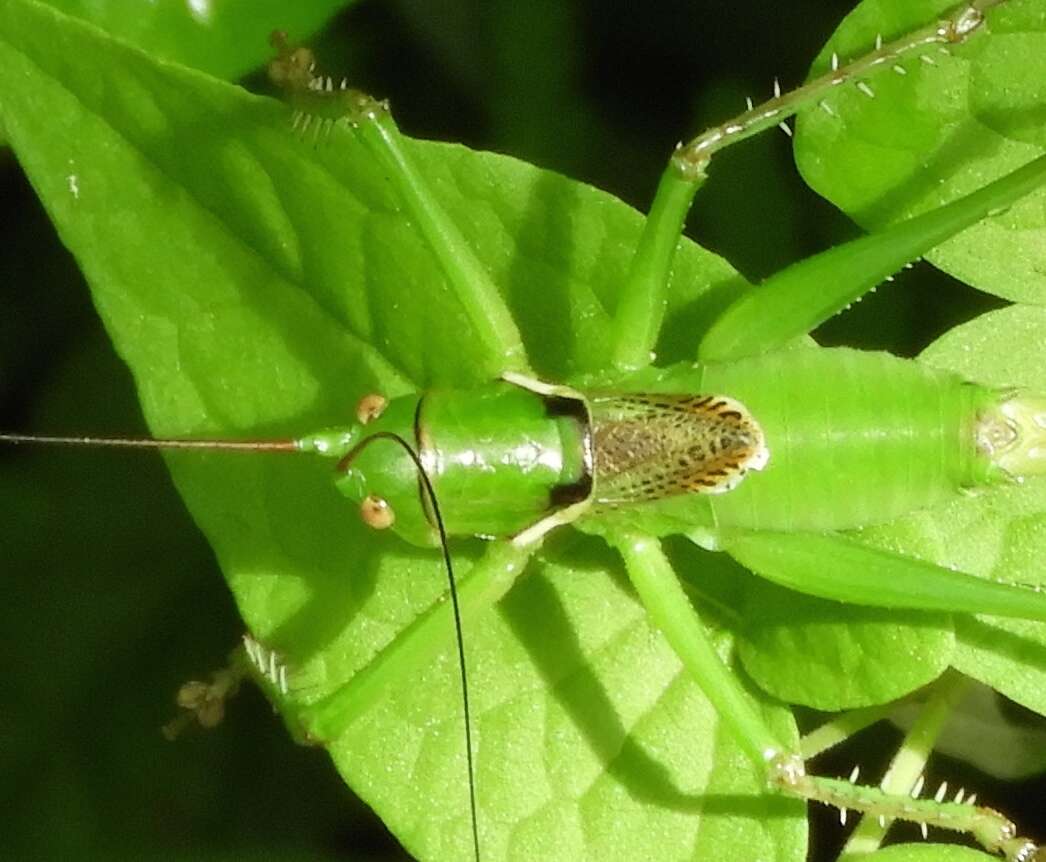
<box><xmin>611</xmin><ymin>531</ymin><xmax>793</xmax><ymax>773</ymax></box>
<box><xmin>346</xmin><ymin>101</ymin><xmax>531</xmax><ymax>378</ymax></box>
<box><xmin>295</xmin><ymin>538</ymin><xmax>536</xmax><ymax>742</ymax></box>
<box><xmin>840</xmin><ymin>671</ymin><xmax>969</xmax><ymax>858</ymax></box>
<box><xmin>720</xmin><ymin>529</ymin><xmax>1046</xmax><ymax>623</ymax></box>
<box><xmin>674</xmin><ymin>1</ymin><xmax>1006</xmax><ymax>176</ymax></box>
<box><xmin>609</xmin><ymin>168</ymin><xmax>703</xmax><ymax>372</ymax></box>
<box><xmin>609</xmin><ymin>0</ymin><xmax>1009</xmax><ymax>372</ymax></box>
<box><xmin>613</xmin><ymin>532</ymin><xmax>1040</xmax><ymax>858</ymax></box>
<box><xmin>699</xmin><ymin>152</ymin><xmax>1046</xmax><ymax>362</ymax></box>
<box><xmin>795</xmin><ymin>670</ymin><xmax>1038</xmax><ymax>861</ymax></box>
<box><xmin>270</xmin><ymin>46</ymin><xmax>531</xmax><ymax>379</ymax></box>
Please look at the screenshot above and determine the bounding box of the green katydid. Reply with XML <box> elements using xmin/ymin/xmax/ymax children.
<box><xmin>2</xmin><ymin>0</ymin><xmax>1046</xmax><ymax>860</ymax></box>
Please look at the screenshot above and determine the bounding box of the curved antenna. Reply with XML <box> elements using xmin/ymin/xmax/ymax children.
<box><xmin>337</xmin><ymin>431</ymin><xmax>481</xmax><ymax>862</ymax></box>
<box><xmin>0</xmin><ymin>433</ymin><xmax>301</xmax><ymax>453</ymax></box>
<box><xmin>3</xmin><ymin>426</ymin><xmax>480</xmax><ymax>855</ymax></box>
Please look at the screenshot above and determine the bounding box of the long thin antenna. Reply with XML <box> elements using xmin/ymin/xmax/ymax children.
<box><xmin>4</xmin><ymin>426</ymin><xmax>480</xmax><ymax>856</ymax></box>
<box><xmin>337</xmin><ymin>431</ymin><xmax>481</xmax><ymax>862</ymax></box>
<box><xmin>0</xmin><ymin>433</ymin><xmax>301</xmax><ymax>453</ymax></box>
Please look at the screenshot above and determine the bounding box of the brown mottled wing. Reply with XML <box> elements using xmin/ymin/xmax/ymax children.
<box><xmin>590</xmin><ymin>393</ymin><xmax>768</xmax><ymax>505</ymax></box>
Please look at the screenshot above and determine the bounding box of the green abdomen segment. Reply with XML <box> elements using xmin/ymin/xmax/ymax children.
<box><xmin>701</xmin><ymin>348</ymin><xmax>995</xmax><ymax>532</ymax></box>
<box><xmin>417</xmin><ymin>384</ymin><xmax>589</xmax><ymax>537</ymax></box>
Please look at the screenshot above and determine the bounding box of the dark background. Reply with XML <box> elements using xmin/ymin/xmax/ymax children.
<box><xmin>0</xmin><ymin>0</ymin><xmax>1036</xmax><ymax>859</ymax></box>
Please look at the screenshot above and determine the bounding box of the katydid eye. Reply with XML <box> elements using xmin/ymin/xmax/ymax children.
<box><xmin>356</xmin><ymin>393</ymin><xmax>388</xmax><ymax>424</ymax></box>
<box><xmin>360</xmin><ymin>494</ymin><xmax>395</xmax><ymax>530</ymax></box>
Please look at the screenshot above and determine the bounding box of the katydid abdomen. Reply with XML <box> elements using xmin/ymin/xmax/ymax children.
<box><xmin>701</xmin><ymin>347</ymin><xmax>996</xmax><ymax>532</ymax></box>
<box><xmin>333</xmin><ymin>346</ymin><xmax>1041</xmax><ymax>545</ymax></box>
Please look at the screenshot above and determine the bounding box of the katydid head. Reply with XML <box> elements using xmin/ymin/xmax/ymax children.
<box><xmin>325</xmin><ymin>392</ymin><xmax>440</xmax><ymax>548</ymax></box>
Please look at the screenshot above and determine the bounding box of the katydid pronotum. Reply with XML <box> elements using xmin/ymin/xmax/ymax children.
<box><xmin>2</xmin><ymin>0</ymin><xmax>1046</xmax><ymax>860</ymax></box>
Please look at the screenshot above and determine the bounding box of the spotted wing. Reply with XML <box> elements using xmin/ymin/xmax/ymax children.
<box><xmin>590</xmin><ymin>393</ymin><xmax>768</xmax><ymax>505</ymax></box>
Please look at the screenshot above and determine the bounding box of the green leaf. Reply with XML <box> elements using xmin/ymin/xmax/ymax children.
<box><xmin>37</xmin><ymin>0</ymin><xmax>355</xmax><ymax>78</ymax></box>
<box><xmin>0</xmin><ymin>1</ymin><xmax>799</xmax><ymax>859</ymax></box>
<box><xmin>4</xmin><ymin>0</ymin><xmax>1044</xmax><ymax>857</ymax></box>
<box><xmin>794</xmin><ymin>0</ymin><xmax>1046</xmax><ymax>304</ymax></box>
<box><xmin>737</xmin><ymin>580</ymin><xmax>954</xmax><ymax>711</ymax></box>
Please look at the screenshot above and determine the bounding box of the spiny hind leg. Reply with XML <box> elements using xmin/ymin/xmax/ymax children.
<box><xmin>268</xmin><ymin>34</ymin><xmax>531</xmax><ymax>379</ymax></box>
<box><xmin>608</xmin><ymin>1</ymin><xmax>1002</xmax><ymax>372</ymax></box>
<box><xmin>782</xmin><ymin>671</ymin><xmax>1041</xmax><ymax>860</ymax></box>
<box><xmin>610</xmin><ymin>531</ymin><xmax>1040</xmax><ymax>860</ymax></box>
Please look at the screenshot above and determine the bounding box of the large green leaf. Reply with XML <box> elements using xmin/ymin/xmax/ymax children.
<box><xmin>36</xmin><ymin>0</ymin><xmax>355</xmax><ymax>78</ymax></box>
<box><xmin>3</xmin><ymin>0</ymin><xmax>1044</xmax><ymax>858</ymax></box>
<box><xmin>0</xmin><ymin>2</ymin><xmax>798</xmax><ymax>860</ymax></box>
